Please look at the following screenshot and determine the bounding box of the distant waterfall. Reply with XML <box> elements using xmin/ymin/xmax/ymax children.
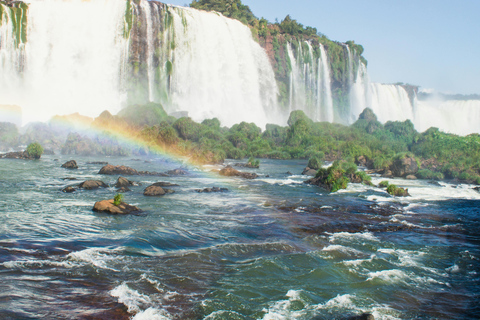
<box><xmin>286</xmin><ymin>40</ymin><xmax>333</xmax><ymax>122</ymax></box>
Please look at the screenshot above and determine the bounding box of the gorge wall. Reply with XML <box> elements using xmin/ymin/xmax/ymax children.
<box><xmin>0</xmin><ymin>0</ymin><xmax>478</xmax><ymax>134</ymax></box>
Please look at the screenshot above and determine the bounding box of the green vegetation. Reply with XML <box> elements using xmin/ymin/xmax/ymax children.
<box><xmin>0</xmin><ymin>1</ymin><xmax>28</xmax><ymax>47</ymax></box>
<box><xmin>26</xmin><ymin>142</ymin><xmax>43</xmax><ymax>159</ymax></box>
<box><xmin>379</xmin><ymin>181</ymin><xmax>389</xmax><ymax>188</ymax></box>
<box><xmin>247</xmin><ymin>156</ymin><xmax>259</xmax><ymax>168</ymax></box>
<box><xmin>190</xmin><ymin>0</ymin><xmax>256</xmax><ymax>25</ymax></box>
<box><xmin>113</xmin><ymin>193</ymin><xmax>124</xmax><ymax>206</ymax></box>
<box><xmin>310</xmin><ymin>160</ymin><xmax>372</xmax><ymax>192</ymax></box>
<box><xmin>386</xmin><ymin>184</ymin><xmax>409</xmax><ymax>197</ymax></box>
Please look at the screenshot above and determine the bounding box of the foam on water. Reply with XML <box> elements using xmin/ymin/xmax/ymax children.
<box><xmin>110</xmin><ymin>283</ymin><xmax>152</xmax><ymax>313</ymax></box>
<box><xmin>67</xmin><ymin>247</ymin><xmax>122</xmax><ymax>271</ymax></box>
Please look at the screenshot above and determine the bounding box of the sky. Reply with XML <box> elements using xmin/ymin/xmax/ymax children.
<box><xmin>165</xmin><ymin>0</ymin><xmax>480</xmax><ymax>95</ymax></box>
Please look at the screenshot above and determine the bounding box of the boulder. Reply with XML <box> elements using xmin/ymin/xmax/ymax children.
<box><xmin>144</xmin><ymin>185</ymin><xmax>175</xmax><ymax>196</ymax></box>
<box><xmin>152</xmin><ymin>182</ymin><xmax>179</xmax><ymax>187</ymax></box>
<box><xmin>0</xmin><ymin>151</ymin><xmax>33</xmax><ymax>160</ymax></box>
<box><xmin>473</xmin><ymin>186</ymin><xmax>480</xmax><ymax>193</ymax></box>
<box><xmin>115</xmin><ymin>176</ymin><xmax>139</xmax><ymax>188</ymax></box>
<box><xmin>196</xmin><ymin>187</ymin><xmax>228</xmax><ymax>193</ymax></box>
<box><xmin>166</xmin><ymin>168</ymin><xmax>188</xmax><ymax>175</ymax></box>
<box><xmin>382</xmin><ymin>170</ymin><xmax>394</xmax><ymax>178</ymax></box>
<box><xmin>78</xmin><ymin>180</ymin><xmax>108</xmax><ymax>190</ymax></box>
<box><xmin>116</xmin><ymin>187</ymin><xmax>131</xmax><ymax>193</ymax></box>
<box><xmin>61</xmin><ymin>160</ymin><xmax>78</xmax><ymax>169</ymax></box>
<box><xmin>302</xmin><ymin>167</ymin><xmax>317</xmax><ymax>176</ymax></box>
<box><xmin>406</xmin><ymin>175</ymin><xmax>417</xmax><ymax>180</ymax></box>
<box><xmin>62</xmin><ymin>186</ymin><xmax>76</xmax><ymax>193</ymax></box>
<box><xmin>391</xmin><ymin>156</ymin><xmax>419</xmax><ymax>177</ymax></box>
<box><xmin>219</xmin><ymin>165</ymin><xmax>257</xmax><ymax>179</ymax></box>
<box><xmin>99</xmin><ymin>164</ymin><xmax>138</xmax><ymax>175</ymax></box>
<box><xmin>92</xmin><ymin>199</ymin><xmax>141</xmax><ymax>214</ymax></box>
<box><xmin>348</xmin><ymin>314</ymin><xmax>375</xmax><ymax>320</ymax></box>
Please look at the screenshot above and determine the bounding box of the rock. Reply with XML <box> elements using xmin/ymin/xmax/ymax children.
<box><xmin>99</xmin><ymin>164</ymin><xmax>138</xmax><ymax>175</ymax></box>
<box><xmin>62</xmin><ymin>177</ymin><xmax>77</xmax><ymax>181</ymax></box>
<box><xmin>0</xmin><ymin>151</ymin><xmax>33</xmax><ymax>160</ymax></box>
<box><xmin>406</xmin><ymin>175</ymin><xmax>417</xmax><ymax>180</ymax></box>
<box><xmin>152</xmin><ymin>182</ymin><xmax>179</xmax><ymax>187</ymax></box>
<box><xmin>62</xmin><ymin>186</ymin><xmax>76</xmax><ymax>193</ymax></box>
<box><xmin>166</xmin><ymin>168</ymin><xmax>188</xmax><ymax>175</ymax></box>
<box><xmin>196</xmin><ymin>187</ymin><xmax>228</xmax><ymax>193</ymax></box>
<box><xmin>87</xmin><ymin>161</ymin><xmax>109</xmax><ymax>165</ymax></box>
<box><xmin>285</xmin><ymin>171</ymin><xmax>292</xmax><ymax>175</ymax></box>
<box><xmin>61</xmin><ymin>160</ymin><xmax>78</xmax><ymax>169</ymax></box>
<box><xmin>116</xmin><ymin>187</ymin><xmax>131</xmax><ymax>193</ymax></box>
<box><xmin>78</xmin><ymin>180</ymin><xmax>108</xmax><ymax>190</ymax></box>
<box><xmin>356</xmin><ymin>155</ymin><xmax>367</xmax><ymax>167</ymax></box>
<box><xmin>144</xmin><ymin>185</ymin><xmax>175</xmax><ymax>196</ymax></box>
<box><xmin>92</xmin><ymin>199</ymin><xmax>141</xmax><ymax>214</ymax></box>
<box><xmin>382</xmin><ymin>170</ymin><xmax>394</xmax><ymax>178</ymax></box>
<box><xmin>391</xmin><ymin>155</ymin><xmax>419</xmax><ymax>177</ymax></box>
<box><xmin>99</xmin><ymin>164</ymin><xmax>167</xmax><ymax>176</ymax></box>
<box><xmin>302</xmin><ymin>167</ymin><xmax>317</xmax><ymax>176</ymax></box>
<box><xmin>219</xmin><ymin>165</ymin><xmax>258</xmax><ymax>179</ymax></box>
<box><xmin>473</xmin><ymin>186</ymin><xmax>480</xmax><ymax>192</ymax></box>
<box><xmin>348</xmin><ymin>313</ymin><xmax>375</xmax><ymax>320</ymax></box>
<box><xmin>115</xmin><ymin>176</ymin><xmax>139</xmax><ymax>188</ymax></box>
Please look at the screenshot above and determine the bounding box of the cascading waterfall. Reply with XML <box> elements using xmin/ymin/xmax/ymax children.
<box><xmin>0</xmin><ymin>0</ymin><xmax>478</xmax><ymax>135</ymax></box>
<box><xmin>0</xmin><ymin>0</ymin><xmax>129</xmax><ymax>124</ymax></box>
<box><xmin>286</xmin><ymin>40</ymin><xmax>334</xmax><ymax>122</ymax></box>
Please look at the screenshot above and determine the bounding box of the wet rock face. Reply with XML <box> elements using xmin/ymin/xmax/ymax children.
<box><xmin>78</xmin><ymin>180</ymin><xmax>108</xmax><ymax>190</ymax></box>
<box><xmin>143</xmin><ymin>185</ymin><xmax>175</xmax><ymax>196</ymax></box>
<box><xmin>92</xmin><ymin>199</ymin><xmax>141</xmax><ymax>214</ymax></box>
<box><xmin>61</xmin><ymin>160</ymin><xmax>78</xmax><ymax>169</ymax></box>
<box><xmin>391</xmin><ymin>156</ymin><xmax>418</xmax><ymax>177</ymax></box>
<box><xmin>219</xmin><ymin>165</ymin><xmax>258</xmax><ymax>179</ymax></box>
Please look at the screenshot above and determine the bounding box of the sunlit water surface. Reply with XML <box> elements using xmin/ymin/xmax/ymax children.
<box><xmin>0</xmin><ymin>155</ymin><xmax>479</xmax><ymax>319</ymax></box>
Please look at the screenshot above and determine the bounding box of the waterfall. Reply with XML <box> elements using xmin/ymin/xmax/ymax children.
<box><xmin>368</xmin><ymin>83</ymin><xmax>414</xmax><ymax>123</ymax></box>
<box><xmin>319</xmin><ymin>44</ymin><xmax>333</xmax><ymax>122</ymax></box>
<box><xmin>0</xmin><ymin>0</ymin><xmax>128</xmax><ymax>124</ymax></box>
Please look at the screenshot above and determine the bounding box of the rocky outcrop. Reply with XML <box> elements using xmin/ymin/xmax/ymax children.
<box><xmin>391</xmin><ymin>155</ymin><xmax>418</xmax><ymax>177</ymax></box>
<box><xmin>196</xmin><ymin>187</ymin><xmax>228</xmax><ymax>193</ymax></box>
<box><xmin>143</xmin><ymin>184</ymin><xmax>175</xmax><ymax>196</ymax></box>
<box><xmin>99</xmin><ymin>164</ymin><xmax>168</xmax><ymax>176</ymax></box>
<box><xmin>302</xmin><ymin>167</ymin><xmax>317</xmax><ymax>176</ymax></box>
<box><xmin>0</xmin><ymin>151</ymin><xmax>34</xmax><ymax>160</ymax></box>
<box><xmin>92</xmin><ymin>199</ymin><xmax>141</xmax><ymax>214</ymax></box>
<box><xmin>78</xmin><ymin>180</ymin><xmax>108</xmax><ymax>190</ymax></box>
<box><xmin>115</xmin><ymin>176</ymin><xmax>139</xmax><ymax>188</ymax></box>
<box><xmin>61</xmin><ymin>160</ymin><xmax>78</xmax><ymax>169</ymax></box>
<box><xmin>219</xmin><ymin>165</ymin><xmax>258</xmax><ymax>179</ymax></box>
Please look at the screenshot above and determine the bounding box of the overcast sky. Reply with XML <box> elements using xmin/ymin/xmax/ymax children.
<box><xmin>165</xmin><ymin>0</ymin><xmax>480</xmax><ymax>95</ymax></box>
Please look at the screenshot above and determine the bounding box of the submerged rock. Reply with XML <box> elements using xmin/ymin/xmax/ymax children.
<box><xmin>92</xmin><ymin>199</ymin><xmax>141</xmax><ymax>214</ymax></box>
<box><xmin>78</xmin><ymin>180</ymin><xmax>108</xmax><ymax>190</ymax></box>
<box><xmin>116</xmin><ymin>187</ymin><xmax>131</xmax><ymax>193</ymax></box>
<box><xmin>347</xmin><ymin>313</ymin><xmax>375</xmax><ymax>320</ymax></box>
<box><xmin>143</xmin><ymin>184</ymin><xmax>175</xmax><ymax>196</ymax></box>
<box><xmin>151</xmin><ymin>182</ymin><xmax>179</xmax><ymax>187</ymax></box>
<box><xmin>195</xmin><ymin>187</ymin><xmax>228</xmax><ymax>193</ymax></box>
<box><xmin>219</xmin><ymin>165</ymin><xmax>258</xmax><ymax>179</ymax></box>
<box><xmin>62</xmin><ymin>186</ymin><xmax>76</xmax><ymax>193</ymax></box>
<box><xmin>61</xmin><ymin>160</ymin><xmax>78</xmax><ymax>169</ymax></box>
<box><xmin>166</xmin><ymin>168</ymin><xmax>188</xmax><ymax>175</ymax></box>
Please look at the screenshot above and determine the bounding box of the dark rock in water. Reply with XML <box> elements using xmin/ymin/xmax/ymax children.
<box><xmin>347</xmin><ymin>313</ymin><xmax>375</xmax><ymax>320</ymax></box>
<box><xmin>473</xmin><ymin>186</ymin><xmax>480</xmax><ymax>192</ymax></box>
<box><xmin>152</xmin><ymin>182</ymin><xmax>179</xmax><ymax>187</ymax></box>
<box><xmin>428</xmin><ymin>180</ymin><xmax>443</xmax><ymax>186</ymax></box>
<box><xmin>196</xmin><ymin>187</ymin><xmax>228</xmax><ymax>193</ymax></box>
<box><xmin>144</xmin><ymin>185</ymin><xmax>175</xmax><ymax>196</ymax></box>
<box><xmin>391</xmin><ymin>155</ymin><xmax>418</xmax><ymax>177</ymax></box>
<box><xmin>62</xmin><ymin>177</ymin><xmax>77</xmax><ymax>181</ymax></box>
<box><xmin>0</xmin><ymin>151</ymin><xmax>34</xmax><ymax>160</ymax></box>
<box><xmin>166</xmin><ymin>168</ymin><xmax>188</xmax><ymax>175</ymax></box>
<box><xmin>406</xmin><ymin>174</ymin><xmax>417</xmax><ymax>180</ymax></box>
<box><xmin>61</xmin><ymin>160</ymin><xmax>78</xmax><ymax>169</ymax></box>
<box><xmin>78</xmin><ymin>180</ymin><xmax>108</xmax><ymax>190</ymax></box>
<box><xmin>219</xmin><ymin>165</ymin><xmax>257</xmax><ymax>179</ymax></box>
<box><xmin>99</xmin><ymin>164</ymin><xmax>138</xmax><ymax>175</ymax></box>
<box><xmin>62</xmin><ymin>186</ymin><xmax>76</xmax><ymax>193</ymax></box>
<box><xmin>116</xmin><ymin>187</ymin><xmax>131</xmax><ymax>193</ymax></box>
<box><xmin>115</xmin><ymin>176</ymin><xmax>140</xmax><ymax>188</ymax></box>
<box><xmin>99</xmin><ymin>164</ymin><xmax>167</xmax><ymax>176</ymax></box>
<box><xmin>87</xmin><ymin>161</ymin><xmax>109</xmax><ymax>165</ymax></box>
<box><xmin>285</xmin><ymin>171</ymin><xmax>293</xmax><ymax>175</ymax></box>
<box><xmin>92</xmin><ymin>199</ymin><xmax>141</xmax><ymax>214</ymax></box>
<box><xmin>302</xmin><ymin>167</ymin><xmax>317</xmax><ymax>176</ymax></box>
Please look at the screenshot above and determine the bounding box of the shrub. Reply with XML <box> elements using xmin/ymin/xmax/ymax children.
<box><xmin>247</xmin><ymin>156</ymin><xmax>260</xmax><ymax>168</ymax></box>
<box><xmin>379</xmin><ymin>181</ymin><xmax>389</xmax><ymax>188</ymax></box>
<box><xmin>307</xmin><ymin>156</ymin><xmax>323</xmax><ymax>170</ymax></box>
<box><xmin>387</xmin><ymin>184</ymin><xmax>408</xmax><ymax>197</ymax></box>
<box><xmin>26</xmin><ymin>142</ymin><xmax>43</xmax><ymax>159</ymax></box>
<box><xmin>355</xmin><ymin>171</ymin><xmax>372</xmax><ymax>183</ymax></box>
<box><xmin>113</xmin><ymin>193</ymin><xmax>124</xmax><ymax>206</ymax></box>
